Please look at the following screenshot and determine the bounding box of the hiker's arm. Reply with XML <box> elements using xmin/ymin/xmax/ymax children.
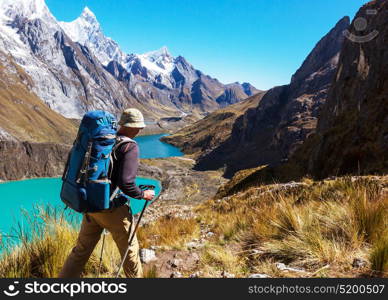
<box><xmin>117</xmin><ymin>143</ymin><xmax>144</xmax><ymax>199</ymax></box>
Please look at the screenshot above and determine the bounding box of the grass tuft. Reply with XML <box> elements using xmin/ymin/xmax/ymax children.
<box><xmin>137</xmin><ymin>216</ymin><xmax>200</xmax><ymax>249</ymax></box>
<box><xmin>199</xmin><ymin>176</ymin><xmax>388</xmax><ymax>277</ymax></box>
<box><xmin>370</xmin><ymin>236</ymin><xmax>388</xmax><ymax>275</ymax></box>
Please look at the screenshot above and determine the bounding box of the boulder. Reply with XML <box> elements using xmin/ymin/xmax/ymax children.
<box><xmin>140</xmin><ymin>249</ymin><xmax>157</xmax><ymax>264</ymax></box>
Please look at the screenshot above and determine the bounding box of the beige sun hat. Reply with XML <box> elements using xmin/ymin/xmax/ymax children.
<box><xmin>118</xmin><ymin>108</ymin><xmax>146</xmax><ymax>128</ymax></box>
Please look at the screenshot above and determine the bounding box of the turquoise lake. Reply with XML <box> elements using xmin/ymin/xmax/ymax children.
<box><xmin>0</xmin><ymin>134</ymin><xmax>181</xmax><ymax>240</ymax></box>
<box><xmin>135</xmin><ymin>133</ymin><xmax>183</xmax><ymax>158</ymax></box>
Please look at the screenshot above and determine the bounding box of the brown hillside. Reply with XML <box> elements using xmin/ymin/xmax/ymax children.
<box><xmin>161</xmin><ymin>91</ymin><xmax>266</xmax><ymax>158</ymax></box>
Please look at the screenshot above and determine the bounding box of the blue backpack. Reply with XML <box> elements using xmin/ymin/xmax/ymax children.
<box><xmin>61</xmin><ymin>110</ymin><xmax>122</xmax><ymax>212</ymax></box>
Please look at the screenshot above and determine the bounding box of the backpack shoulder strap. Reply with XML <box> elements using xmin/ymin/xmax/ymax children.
<box><xmin>112</xmin><ymin>136</ymin><xmax>136</xmax><ymax>160</ymax></box>
<box><xmin>109</xmin><ymin>136</ymin><xmax>136</xmax><ymax>180</ymax></box>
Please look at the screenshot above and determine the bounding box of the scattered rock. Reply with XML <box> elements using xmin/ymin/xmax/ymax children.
<box><xmin>149</xmin><ymin>245</ymin><xmax>162</xmax><ymax>251</ymax></box>
<box><xmin>206</xmin><ymin>231</ymin><xmax>215</xmax><ymax>238</ymax></box>
<box><xmin>186</xmin><ymin>241</ymin><xmax>203</xmax><ymax>249</ymax></box>
<box><xmin>352</xmin><ymin>258</ymin><xmax>367</xmax><ymax>268</ymax></box>
<box><xmin>189</xmin><ymin>271</ymin><xmax>202</xmax><ymax>278</ymax></box>
<box><xmin>248</xmin><ymin>274</ymin><xmax>270</xmax><ymax>278</ymax></box>
<box><xmin>170</xmin><ymin>271</ymin><xmax>183</xmax><ymax>278</ymax></box>
<box><xmin>168</xmin><ymin>258</ymin><xmax>182</xmax><ymax>268</ymax></box>
<box><xmin>191</xmin><ymin>252</ymin><xmax>200</xmax><ymax>263</ymax></box>
<box><xmin>250</xmin><ymin>249</ymin><xmax>264</xmax><ymax>255</ymax></box>
<box><xmin>221</xmin><ymin>271</ymin><xmax>235</xmax><ymax>278</ymax></box>
<box><xmin>275</xmin><ymin>263</ymin><xmax>307</xmax><ymax>274</ymax></box>
<box><xmin>140</xmin><ymin>249</ymin><xmax>157</xmax><ymax>264</ymax></box>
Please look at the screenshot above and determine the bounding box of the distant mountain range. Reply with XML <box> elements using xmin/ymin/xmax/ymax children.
<box><xmin>0</xmin><ymin>0</ymin><xmax>259</xmax><ymax>124</ymax></box>
<box><xmin>165</xmin><ymin>0</ymin><xmax>388</xmax><ymax>180</ymax></box>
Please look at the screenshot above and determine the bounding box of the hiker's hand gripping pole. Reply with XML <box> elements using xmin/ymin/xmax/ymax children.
<box><xmin>114</xmin><ymin>184</ymin><xmax>157</xmax><ymax>278</ymax></box>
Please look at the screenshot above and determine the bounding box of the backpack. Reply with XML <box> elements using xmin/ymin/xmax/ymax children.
<box><xmin>60</xmin><ymin>110</ymin><xmax>130</xmax><ymax>213</ymax></box>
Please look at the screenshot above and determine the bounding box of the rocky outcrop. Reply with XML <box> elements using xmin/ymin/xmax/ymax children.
<box><xmin>138</xmin><ymin>157</ymin><xmax>226</xmax><ymax>205</ymax></box>
<box><xmin>0</xmin><ymin>141</ymin><xmax>70</xmax><ymax>181</ymax></box>
<box><xmin>292</xmin><ymin>0</ymin><xmax>388</xmax><ymax>178</ymax></box>
<box><xmin>216</xmin><ymin>82</ymin><xmax>261</xmax><ymax>108</ymax></box>
<box><xmin>193</xmin><ymin>17</ymin><xmax>350</xmax><ymax>177</ymax></box>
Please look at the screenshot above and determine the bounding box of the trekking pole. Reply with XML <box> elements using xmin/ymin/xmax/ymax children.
<box><xmin>97</xmin><ymin>229</ymin><xmax>107</xmax><ymax>277</ymax></box>
<box><xmin>96</xmin><ymin>187</ymin><xmax>120</xmax><ymax>278</ymax></box>
<box><xmin>114</xmin><ymin>184</ymin><xmax>158</xmax><ymax>278</ymax></box>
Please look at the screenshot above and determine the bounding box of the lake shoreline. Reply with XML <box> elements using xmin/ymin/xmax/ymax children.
<box><xmin>0</xmin><ymin>133</ymin><xmax>183</xmax><ymax>182</ymax></box>
<box><xmin>0</xmin><ymin>157</ymin><xmax>188</xmax><ymax>184</ymax></box>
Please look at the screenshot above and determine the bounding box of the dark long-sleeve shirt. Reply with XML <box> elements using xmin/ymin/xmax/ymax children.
<box><xmin>110</xmin><ymin>139</ymin><xmax>144</xmax><ymax>200</ymax></box>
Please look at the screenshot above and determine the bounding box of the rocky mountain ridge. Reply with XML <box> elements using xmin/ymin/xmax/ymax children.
<box><xmin>292</xmin><ymin>0</ymin><xmax>388</xmax><ymax>179</ymax></box>
<box><xmin>165</xmin><ymin>16</ymin><xmax>350</xmax><ymax>177</ymax></box>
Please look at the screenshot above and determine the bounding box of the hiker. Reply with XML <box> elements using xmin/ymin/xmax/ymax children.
<box><xmin>59</xmin><ymin>108</ymin><xmax>155</xmax><ymax>278</ymax></box>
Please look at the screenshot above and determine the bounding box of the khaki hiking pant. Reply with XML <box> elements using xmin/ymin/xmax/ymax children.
<box><xmin>58</xmin><ymin>204</ymin><xmax>143</xmax><ymax>278</ymax></box>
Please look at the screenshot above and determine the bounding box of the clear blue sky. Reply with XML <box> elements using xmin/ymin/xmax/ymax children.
<box><xmin>46</xmin><ymin>0</ymin><xmax>368</xmax><ymax>90</ymax></box>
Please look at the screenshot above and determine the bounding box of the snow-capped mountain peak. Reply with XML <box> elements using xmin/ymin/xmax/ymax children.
<box><xmin>60</xmin><ymin>9</ymin><xmax>175</xmax><ymax>76</ymax></box>
<box><xmin>143</xmin><ymin>46</ymin><xmax>172</xmax><ymax>61</ymax></box>
<box><xmin>59</xmin><ymin>6</ymin><xmax>127</xmax><ymax>66</ymax></box>
<box><xmin>0</xmin><ymin>0</ymin><xmax>53</xmax><ymax>23</ymax></box>
<box><xmin>81</xmin><ymin>6</ymin><xmax>96</xmax><ymax>20</ymax></box>
<box><xmin>78</xmin><ymin>6</ymin><xmax>99</xmax><ymax>29</ymax></box>
<box><xmin>137</xmin><ymin>46</ymin><xmax>175</xmax><ymax>74</ymax></box>
<box><xmin>59</xmin><ymin>7</ymin><xmax>100</xmax><ymax>45</ymax></box>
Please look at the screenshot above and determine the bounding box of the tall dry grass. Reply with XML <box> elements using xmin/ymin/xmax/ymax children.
<box><xmin>0</xmin><ymin>206</ymin><xmax>201</xmax><ymax>278</ymax></box>
<box><xmin>137</xmin><ymin>215</ymin><xmax>200</xmax><ymax>249</ymax></box>
<box><xmin>0</xmin><ymin>176</ymin><xmax>386</xmax><ymax>278</ymax></box>
<box><xmin>197</xmin><ymin>176</ymin><xmax>388</xmax><ymax>277</ymax></box>
<box><xmin>0</xmin><ymin>206</ymin><xmax>133</xmax><ymax>277</ymax></box>
<box><xmin>0</xmin><ymin>206</ymin><xmax>80</xmax><ymax>277</ymax></box>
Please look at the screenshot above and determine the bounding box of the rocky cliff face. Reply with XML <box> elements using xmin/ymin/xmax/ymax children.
<box><xmin>0</xmin><ymin>49</ymin><xmax>77</xmax><ymax>144</ymax></box>
<box><xmin>0</xmin><ymin>141</ymin><xmax>70</xmax><ymax>181</ymax></box>
<box><xmin>292</xmin><ymin>0</ymin><xmax>388</xmax><ymax>179</ymax></box>
<box><xmin>193</xmin><ymin>17</ymin><xmax>350</xmax><ymax>177</ymax></box>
